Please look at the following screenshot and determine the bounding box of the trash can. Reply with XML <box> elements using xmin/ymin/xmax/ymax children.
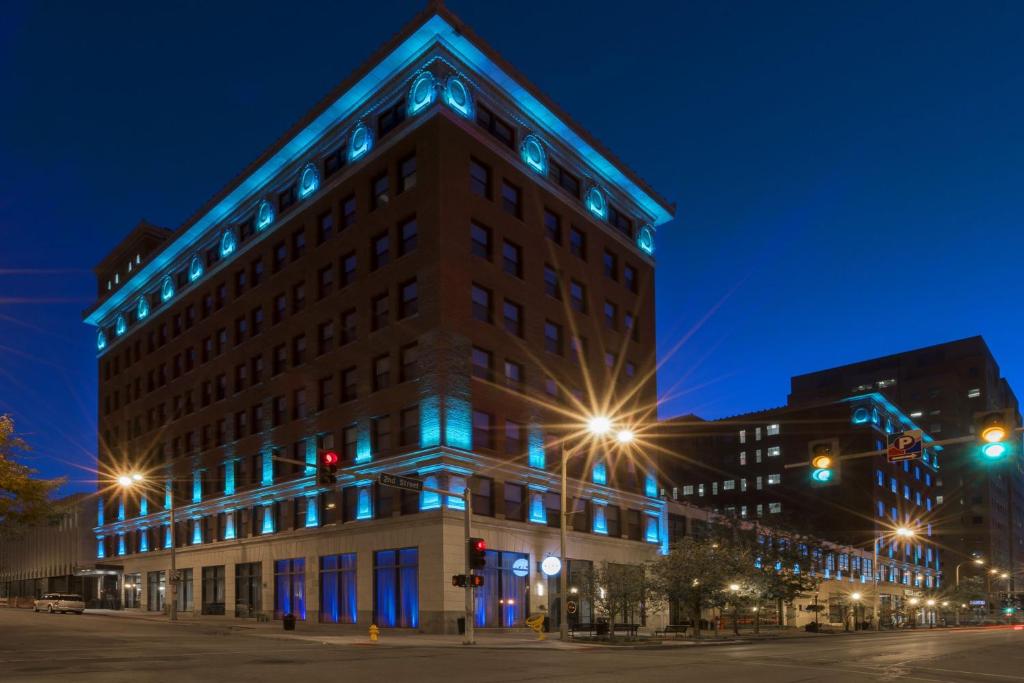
<box><xmin>457</xmin><ymin>617</ymin><xmax>466</xmax><ymax>635</ymax></box>
<box><xmin>283</xmin><ymin>613</ymin><xmax>296</xmax><ymax>631</ymax></box>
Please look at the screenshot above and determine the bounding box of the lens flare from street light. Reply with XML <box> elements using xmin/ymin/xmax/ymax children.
<box><xmin>973</xmin><ymin>558</ymin><xmax>985</xmax><ymax>565</ymax></box>
<box><xmin>729</xmin><ymin>583</ymin><xmax>740</xmax><ymax>591</ymax></box>
<box><xmin>132</xmin><ymin>473</ymin><xmax>143</xmax><ymax>481</ymax></box>
<box><xmin>117</xmin><ymin>475</ymin><xmax>132</xmax><ymax>487</ymax></box>
<box><xmin>895</xmin><ymin>527</ymin><xmax>914</xmax><ymax>538</ymax></box>
<box><xmin>926</xmin><ymin>599</ymin><xmax>936</xmax><ymax>606</ymax></box>
<box><xmin>851</xmin><ymin>592</ymin><xmax>862</xmax><ymax>601</ymax></box>
<box><xmin>587</xmin><ymin>416</ymin><xmax>612</xmax><ymax>436</ymax></box>
<box><xmin>616</xmin><ymin>429</ymin><xmax>635</xmax><ymax>444</ymax></box>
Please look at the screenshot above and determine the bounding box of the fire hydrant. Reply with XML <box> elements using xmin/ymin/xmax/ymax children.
<box><xmin>369</xmin><ymin>624</ymin><xmax>380</xmax><ymax>642</ymax></box>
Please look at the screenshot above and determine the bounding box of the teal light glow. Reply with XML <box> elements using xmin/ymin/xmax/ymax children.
<box><xmin>164</xmin><ymin>480</ymin><xmax>172</xmax><ymax>510</ymax></box>
<box><xmin>443</xmin><ymin>75</ymin><xmax>473</xmax><ymax>118</ymax></box>
<box><xmin>644</xmin><ymin>473</ymin><xmax>658</xmax><ymax>498</ymax></box>
<box><xmin>852</xmin><ymin>407</ymin><xmax>870</xmax><ymax>424</ymax></box>
<box><xmin>298</xmin><ymin>163</ymin><xmax>319</xmax><ymax>199</ymax></box>
<box><xmin>586</xmin><ymin>186</ymin><xmax>607</xmax><ymax>219</ymax></box>
<box><xmin>137</xmin><ymin>296</ymin><xmax>149</xmax><ymax>320</ymax></box>
<box><xmin>97</xmin><ymin>499</ymin><xmax>104</xmax><ymax>525</ymax></box>
<box><xmin>305</xmin><ymin>440</ymin><xmax>316</xmax><ymax>476</ymax></box>
<box><xmin>139</xmin><ymin>496</ymin><xmax>148</xmax><ymax>517</ymax></box>
<box><xmin>592</xmin><ymin>505</ymin><xmax>608</xmax><ymax>534</ymax></box>
<box><xmin>118</xmin><ymin>534</ymin><xmax>126</xmax><ymax>556</ymax></box>
<box><xmin>256</xmin><ymin>200</ymin><xmax>274</xmax><ymax>231</ymax></box>
<box><xmin>356</xmin><ymin>487</ymin><xmax>373</xmax><ymax>520</ymax></box>
<box><xmin>444</xmin><ymin>396</ymin><xmax>472</xmax><ymax>450</ymax></box>
<box><xmin>115</xmin><ymin>315</ymin><xmax>127</xmax><ymax>336</ymax></box>
<box><xmin>96</xmin><ymin>330</ymin><xmax>106</xmax><ymax>351</ymax></box>
<box><xmin>420</xmin><ymin>395</ymin><xmax>441</xmax><ymax>448</ymax></box>
<box><xmin>520</xmin><ymin>134</ymin><xmax>547</xmax><ymax>175</ymax></box>
<box><xmin>407</xmin><ymin>71</ymin><xmax>437</xmax><ymax>115</ymax></box>
<box><xmin>139</xmin><ymin>528</ymin><xmax>149</xmax><ymax>552</ymax></box>
<box><xmin>224</xmin><ymin>512</ymin><xmax>236</xmax><ymax>540</ymax></box>
<box><xmin>117</xmin><ymin>498</ymin><xmax>125</xmax><ymax>521</ymax></box>
<box><xmin>224</xmin><ymin>460</ymin><xmax>235</xmax><ymax>495</ymax></box>
<box><xmin>192</xmin><ymin>521</ymin><xmax>202</xmax><ymax>544</ymax></box>
<box><xmin>261</xmin><ymin>505</ymin><xmax>275</xmax><ymax>534</ymax></box>
<box><xmin>164</xmin><ymin>525</ymin><xmax>172</xmax><ymax>549</ymax></box>
<box><xmin>528</xmin><ymin>492</ymin><xmax>547</xmax><ymax>524</ymax></box>
<box><xmin>812</xmin><ymin>469</ymin><xmax>833</xmax><ymax>482</ymax></box>
<box><xmin>871</xmin><ymin>408</ymin><xmax>880</xmax><ymax>424</ymax></box>
<box><xmin>193</xmin><ymin>471</ymin><xmax>202</xmax><ymax>503</ymax></box>
<box><xmin>593</xmin><ymin>462</ymin><xmax>607</xmax><ymax>485</ymax></box>
<box><xmin>348</xmin><ymin>123</ymin><xmax>373</xmax><ymax>162</ymax></box>
<box><xmin>220</xmin><ymin>229</ymin><xmax>237</xmax><ymax>258</ymax></box>
<box><xmin>528</xmin><ymin>427</ymin><xmax>545</xmax><ymax>469</ymax></box>
<box><xmin>161</xmin><ymin>276</ymin><xmax>174</xmax><ymax>303</ymax></box>
<box><xmin>261</xmin><ymin>450</ymin><xmax>274</xmax><ymax>486</ymax></box>
<box><xmin>644</xmin><ymin>516</ymin><xmax>660</xmax><ymax>543</ymax></box>
<box><xmin>97</xmin><ymin>538</ymin><xmax>105</xmax><ymax>559</ymax></box>
<box><xmin>189</xmin><ymin>255</ymin><xmax>203</xmax><ymax>282</ymax></box>
<box><xmin>447</xmin><ymin>476</ymin><xmax>466</xmax><ymax>510</ymax></box>
<box><xmin>636</xmin><ymin>226</ymin><xmax>655</xmax><ymax>255</ymax></box>
<box><xmin>420</xmin><ymin>475</ymin><xmax>441</xmax><ymax>510</ymax></box>
<box><xmin>355</xmin><ymin>427</ymin><xmax>372</xmax><ymax>464</ymax></box>
<box><xmin>982</xmin><ymin>442</ymin><xmax>1008</xmax><ymax>459</ymax></box>
<box><xmin>305</xmin><ymin>495</ymin><xmax>319</xmax><ymax>527</ymax></box>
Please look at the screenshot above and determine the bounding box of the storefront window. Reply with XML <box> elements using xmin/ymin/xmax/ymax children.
<box><xmin>474</xmin><ymin>550</ymin><xmax>530</xmax><ymax>627</ymax></box>
<box><xmin>146</xmin><ymin>570</ymin><xmax>165</xmax><ymax>612</ymax></box>
<box><xmin>274</xmin><ymin>558</ymin><xmax>306</xmax><ymax>620</ymax></box>
<box><xmin>202</xmin><ymin>565</ymin><xmax>225</xmax><ymax>615</ymax></box>
<box><xmin>320</xmin><ymin>553</ymin><xmax>357</xmax><ymax>624</ymax></box>
<box><xmin>374</xmin><ymin>548</ymin><xmax>418</xmax><ymax>628</ymax></box>
<box><xmin>235</xmin><ymin>562</ymin><xmax>262</xmax><ymax>618</ymax></box>
<box><xmin>176</xmin><ymin>568</ymin><xmax>194</xmax><ymax>614</ymax></box>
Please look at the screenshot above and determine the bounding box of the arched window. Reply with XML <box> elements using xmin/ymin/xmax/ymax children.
<box><xmin>115</xmin><ymin>315</ymin><xmax>127</xmax><ymax>336</ymax></box>
<box><xmin>161</xmin><ymin>276</ymin><xmax>175</xmax><ymax>303</ymax></box>
<box><xmin>220</xmin><ymin>229</ymin><xmax>237</xmax><ymax>258</ymax></box>
<box><xmin>586</xmin><ymin>185</ymin><xmax>607</xmax><ymax>219</ymax></box>
<box><xmin>636</xmin><ymin>225</ymin><xmax>655</xmax><ymax>255</ymax></box>
<box><xmin>443</xmin><ymin>76</ymin><xmax>473</xmax><ymax>119</ymax></box>
<box><xmin>298</xmin><ymin>163</ymin><xmax>319</xmax><ymax>199</ymax></box>
<box><xmin>348</xmin><ymin>123</ymin><xmax>373</xmax><ymax>162</ymax></box>
<box><xmin>407</xmin><ymin>71</ymin><xmax>436</xmax><ymax>116</ymax></box>
<box><xmin>97</xmin><ymin>330</ymin><xmax>107</xmax><ymax>351</ymax></box>
<box><xmin>256</xmin><ymin>199</ymin><xmax>274</xmax><ymax>231</ymax></box>
<box><xmin>137</xmin><ymin>296</ymin><xmax>150</xmax><ymax>320</ymax></box>
<box><xmin>520</xmin><ymin>134</ymin><xmax>547</xmax><ymax>175</ymax></box>
<box><xmin>189</xmin><ymin>255</ymin><xmax>204</xmax><ymax>282</ymax></box>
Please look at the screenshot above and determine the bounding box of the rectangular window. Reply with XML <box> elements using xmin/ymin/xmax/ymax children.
<box><xmin>767</xmin><ymin>423</ymin><xmax>780</xmax><ymax>436</ymax></box>
<box><xmin>371</xmin><ymin>415</ymin><xmax>391</xmax><ymax>454</ymax></box>
<box><xmin>504</xmin><ymin>483</ymin><xmax>525</xmax><ymax>521</ymax></box>
<box><xmin>544</xmin><ymin>209</ymin><xmax>561</xmax><ymax>243</ymax></box>
<box><xmin>544</xmin><ymin>265</ymin><xmax>560</xmax><ymax>299</ymax></box>
<box><xmin>767</xmin><ymin>446</ymin><xmax>781</xmax><ymax>457</ymax></box>
<box><xmin>201</xmin><ymin>565</ymin><xmax>226</xmax><ymax>615</ymax></box>
<box><xmin>400</xmin><ymin>343</ymin><xmax>417</xmax><ymax>383</ymax></box>
<box><xmin>340</xmin><ymin>309</ymin><xmax>357</xmax><ymax>345</ymax></box>
<box><xmin>273</xmin><ymin>558</ymin><xmax>306</xmax><ymax>620</ymax></box>
<box><xmin>398</xmin><ymin>217</ymin><xmax>417</xmax><ymax>255</ymax></box>
<box><xmin>608</xmin><ymin>205</ymin><xmax>632</xmax><ymax>237</ymax></box>
<box><xmin>553</xmin><ymin>162</ymin><xmax>580</xmax><ymax>197</ymax></box>
<box><xmin>471</xmin><ymin>284</ymin><xmax>492</xmax><ymax>323</ymax></box>
<box><xmin>471</xmin><ymin>222</ymin><xmax>491</xmax><ymax>259</ymax></box>
<box><xmin>372</xmin><ymin>293</ymin><xmax>389</xmax><ymax>330</ymax></box>
<box><xmin>505</xmin><ymin>420</ymin><xmax>524</xmax><ymax>454</ymax></box>
<box><xmin>624</xmin><ymin>264</ymin><xmax>638</xmax><ymax>293</ymax></box>
<box><xmin>317</xmin><ymin>211</ymin><xmax>333</xmax><ymax>245</ymax></box>
<box><xmin>544</xmin><ymin>321</ymin><xmax>563</xmax><ymax>355</ymax></box>
<box><xmin>399</xmin><ymin>279</ymin><xmax>418</xmax><ymax>318</ymax></box>
<box><xmin>569</xmin><ymin>227</ymin><xmax>586</xmax><ymax>259</ymax></box>
<box><xmin>504</xmin><ymin>359</ymin><xmax>524</xmax><ymax>390</ymax></box>
<box><xmin>603</xmin><ymin>301</ymin><xmax>617</xmax><ymax>329</ymax></box>
<box><xmin>373</xmin><ymin>354</ymin><xmax>391</xmax><ymax>392</ymax></box>
<box><xmin>320</xmin><ymin>553</ymin><xmax>357</xmax><ymax>624</ymax></box>
<box><xmin>373</xmin><ymin>548</ymin><xmax>418</xmax><ymax>628</ymax></box>
<box><xmin>340</xmin><ymin>367</ymin><xmax>357</xmax><ymax>402</ymax></box>
<box><xmin>317</xmin><ymin>265</ymin><xmax>333</xmax><ymax>299</ymax></box>
<box><xmin>500</xmin><ymin>181</ymin><xmax>521</xmax><ymax>218</ymax></box>
<box><xmin>371</xmin><ymin>172</ymin><xmax>389</xmax><ymax>211</ymax></box>
<box><xmin>768</xmin><ymin>474</ymin><xmax>781</xmax><ymax>485</ymax></box>
<box><xmin>603</xmin><ymin>250</ymin><xmax>617</xmax><ymax>280</ymax></box>
<box><xmin>502</xmin><ymin>240</ymin><xmax>522</xmax><ymax>277</ymax></box>
<box><xmin>569</xmin><ymin>280</ymin><xmax>586</xmax><ymax>313</ymax></box>
<box><xmin>341</xmin><ymin>195</ymin><xmax>357</xmax><ymax>229</ymax></box>
<box><xmin>372</xmin><ymin>232</ymin><xmax>390</xmax><ymax>270</ymax></box>
<box><xmin>340</xmin><ymin>252</ymin><xmax>356</xmax><ymax>287</ymax></box>
<box><xmin>471</xmin><ymin>347</ymin><xmax>492</xmax><ymax>381</ymax></box>
<box><xmin>377</xmin><ymin>101</ymin><xmax>406</xmax><ymax>138</ymax></box>
<box><xmin>476</xmin><ymin>106</ymin><xmax>515</xmax><ymax>147</ymax></box>
<box><xmin>502</xmin><ymin>300</ymin><xmax>523</xmax><ymax>337</ymax></box>
<box><xmin>472</xmin><ymin>410</ymin><xmax>493</xmax><ymax>449</ymax></box>
<box><xmin>469</xmin><ymin>158</ymin><xmax>491</xmax><ymax>198</ymax></box>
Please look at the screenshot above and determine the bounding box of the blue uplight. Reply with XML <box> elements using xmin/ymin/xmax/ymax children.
<box><xmin>593</xmin><ymin>461</ymin><xmax>607</xmax><ymax>485</ymax></box>
<box><xmin>97</xmin><ymin>538</ymin><xmax>105</xmax><ymax>559</ymax></box>
<box><xmin>261</xmin><ymin>505</ymin><xmax>275</xmax><ymax>534</ymax></box>
<box><xmin>137</xmin><ymin>296</ymin><xmax>149</xmax><ymax>320</ymax></box>
<box><xmin>356</xmin><ymin>487</ymin><xmax>373</xmax><ymax>520</ymax></box>
<box><xmin>189</xmin><ymin>255</ymin><xmax>204</xmax><ymax>282</ymax></box>
<box><xmin>528</xmin><ymin>492</ymin><xmax>547</xmax><ymax>524</ymax></box>
<box><xmin>117</xmin><ymin>534</ymin><xmax>125</xmax><ymax>556</ymax></box>
<box><xmin>96</xmin><ymin>330</ymin><xmax>107</xmax><ymax>351</ymax></box>
<box><xmin>520</xmin><ymin>134</ymin><xmax>547</xmax><ymax>175</ymax></box>
<box><xmin>224</xmin><ymin>460</ymin><xmax>235</xmax><ymax>495</ymax></box>
<box><xmin>356</xmin><ymin>428</ymin><xmax>372</xmax><ymax>464</ymax></box>
<box><xmin>97</xmin><ymin>499</ymin><xmax>104</xmax><ymax>525</ymax></box>
<box><xmin>444</xmin><ymin>396</ymin><xmax>472</xmax><ymax>450</ymax></box>
<box><xmin>298</xmin><ymin>163</ymin><xmax>319</xmax><ymax>199</ymax></box>
<box><xmin>636</xmin><ymin>226</ymin><xmax>655</xmax><ymax>255</ymax></box>
<box><xmin>139</xmin><ymin>496</ymin><xmax>148</xmax><ymax>516</ymax></box>
<box><xmin>139</xmin><ymin>528</ymin><xmax>149</xmax><ymax>552</ymax></box>
<box><xmin>420</xmin><ymin>395</ymin><xmax>441</xmax><ymax>448</ymax></box>
<box><xmin>443</xmin><ymin>75</ymin><xmax>473</xmax><ymax>119</ymax></box>
<box><xmin>192</xmin><ymin>521</ymin><xmax>202</xmax><ymax>544</ymax></box>
<box><xmin>220</xmin><ymin>229</ymin><xmax>237</xmax><ymax>258</ymax></box>
<box><xmin>407</xmin><ymin>71</ymin><xmax>437</xmax><ymax>116</ymax></box>
<box><xmin>224</xmin><ymin>512</ymin><xmax>236</xmax><ymax>540</ymax></box>
<box><xmin>645</xmin><ymin>473</ymin><xmax>658</xmax><ymax>498</ymax></box>
<box><xmin>447</xmin><ymin>476</ymin><xmax>466</xmax><ymax>510</ymax></box>
<box><xmin>528</xmin><ymin>427</ymin><xmax>545</xmax><ymax>469</ymax></box>
<box><xmin>852</xmin><ymin>407</ymin><xmax>870</xmax><ymax>424</ymax></box>
<box><xmin>115</xmin><ymin>315</ymin><xmax>127</xmax><ymax>336</ymax></box>
<box><xmin>193</xmin><ymin>471</ymin><xmax>202</xmax><ymax>503</ymax></box>
<box><xmin>117</xmin><ymin>498</ymin><xmax>125</xmax><ymax>521</ymax></box>
<box><xmin>305</xmin><ymin>495</ymin><xmax>319</xmax><ymax>527</ymax></box>
<box><xmin>161</xmin><ymin>276</ymin><xmax>174</xmax><ymax>302</ymax></box>
<box><xmin>261</xmin><ymin>450</ymin><xmax>274</xmax><ymax>486</ymax></box>
<box><xmin>586</xmin><ymin>186</ymin><xmax>607</xmax><ymax>219</ymax></box>
<box><xmin>348</xmin><ymin>123</ymin><xmax>373</xmax><ymax>162</ymax></box>
<box><xmin>164</xmin><ymin>525</ymin><xmax>172</xmax><ymax>549</ymax></box>
<box><xmin>592</xmin><ymin>505</ymin><xmax>608</xmax><ymax>534</ymax></box>
<box><xmin>644</xmin><ymin>515</ymin><xmax>660</xmax><ymax>543</ymax></box>
<box><xmin>420</xmin><ymin>475</ymin><xmax>441</xmax><ymax>510</ymax></box>
<box><xmin>256</xmin><ymin>200</ymin><xmax>274</xmax><ymax>231</ymax></box>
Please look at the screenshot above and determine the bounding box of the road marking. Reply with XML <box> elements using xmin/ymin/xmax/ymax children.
<box><xmin>909</xmin><ymin>667</ymin><xmax>1024</xmax><ymax>681</ymax></box>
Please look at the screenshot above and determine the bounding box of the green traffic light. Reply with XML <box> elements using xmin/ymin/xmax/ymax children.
<box><xmin>982</xmin><ymin>442</ymin><xmax>1008</xmax><ymax>459</ymax></box>
<box><xmin>812</xmin><ymin>469</ymin><xmax>833</xmax><ymax>482</ymax></box>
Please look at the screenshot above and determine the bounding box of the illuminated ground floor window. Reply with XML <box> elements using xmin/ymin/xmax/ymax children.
<box><xmin>320</xmin><ymin>553</ymin><xmax>356</xmax><ymax>624</ymax></box>
<box><xmin>274</xmin><ymin>558</ymin><xmax>306</xmax><ymax>620</ymax></box>
<box><xmin>474</xmin><ymin>550</ymin><xmax>529</xmax><ymax>627</ymax></box>
<box><xmin>374</xmin><ymin>548</ymin><xmax>418</xmax><ymax>628</ymax></box>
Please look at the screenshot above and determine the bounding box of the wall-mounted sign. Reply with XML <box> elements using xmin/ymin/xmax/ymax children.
<box><xmin>512</xmin><ymin>558</ymin><xmax>530</xmax><ymax>578</ymax></box>
<box><xmin>540</xmin><ymin>556</ymin><xmax>562</xmax><ymax>577</ymax></box>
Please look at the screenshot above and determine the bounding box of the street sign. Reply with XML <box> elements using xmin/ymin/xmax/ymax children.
<box><xmin>887</xmin><ymin>430</ymin><xmax>924</xmax><ymax>463</ymax></box>
<box><xmin>378</xmin><ymin>472</ymin><xmax>424</xmax><ymax>492</ymax></box>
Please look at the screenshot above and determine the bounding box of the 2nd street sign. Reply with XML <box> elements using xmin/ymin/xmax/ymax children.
<box><xmin>887</xmin><ymin>429</ymin><xmax>924</xmax><ymax>463</ymax></box>
<box><xmin>378</xmin><ymin>472</ymin><xmax>424</xmax><ymax>492</ymax></box>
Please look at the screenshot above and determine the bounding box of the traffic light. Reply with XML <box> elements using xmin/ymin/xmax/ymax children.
<box><xmin>975</xmin><ymin>410</ymin><xmax>1015</xmax><ymax>460</ymax></box>
<box><xmin>809</xmin><ymin>439</ymin><xmax>839</xmax><ymax>485</ymax></box>
<box><xmin>468</xmin><ymin>537</ymin><xmax>487</xmax><ymax>569</ymax></box>
<box><xmin>452</xmin><ymin>574</ymin><xmax>486</xmax><ymax>588</ymax></box>
<box><xmin>318</xmin><ymin>450</ymin><xmax>340</xmax><ymax>485</ymax></box>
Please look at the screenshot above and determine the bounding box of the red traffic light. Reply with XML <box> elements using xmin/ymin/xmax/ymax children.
<box><xmin>322</xmin><ymin>451</ymin><xmax>339</xmax><ymax>467</ymax></box>
<box><xmin>472</xmin><ymin>539</ymin><xmax>486</xmax><ymax>553</ymax></box>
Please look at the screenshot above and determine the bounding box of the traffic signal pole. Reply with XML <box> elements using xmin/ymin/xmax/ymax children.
<box><xmin>463</xmin><ymin>486</ymin><xmax>475</xmax><ymax>646</ymax></box>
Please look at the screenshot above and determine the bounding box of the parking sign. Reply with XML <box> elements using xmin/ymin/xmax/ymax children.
<box><xmin>887</xmin><ymin>430</ymin><xmax>923</xmax><ymax>463</ymax></box>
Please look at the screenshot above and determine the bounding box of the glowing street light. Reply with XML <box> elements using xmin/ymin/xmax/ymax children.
<box><xmin>616</xmin><ymin>429</ymin><xmax>635</xmax><ymax>444</ymax></box>
<box><xmin>895</xmin><ymin>527</ymin><xmax>915</xmax><ymax>538</ymax></box>
<box><xmin>851</xmin><ymin>592</ymin><xmax>862</xmax><ymax>601</ymax></box>
<box><xmin>729</xmin><ymin>583</ymin><xmax>741</xmax><ymax>592</ymax></box>
<box><xmin>587</xmin><ymin>415</ymin><xmax>612</xmax><ymax>436</ymax></box>
<box><xmin>116</xmin><ymin>472</ymin><xmax>178</xmax><ymax>622</ymax></box>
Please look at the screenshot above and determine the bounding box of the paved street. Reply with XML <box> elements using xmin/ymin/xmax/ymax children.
<box><xmin>2</xmin><ymin>609</ymin><xmax>1023</xmax><ymax>682</ymax></box>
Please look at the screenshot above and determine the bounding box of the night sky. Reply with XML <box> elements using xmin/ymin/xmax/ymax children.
<box><xmin>1</xmin><ymin>1</ymin><xmax>1021</xmax><ymax>494</ymax></box>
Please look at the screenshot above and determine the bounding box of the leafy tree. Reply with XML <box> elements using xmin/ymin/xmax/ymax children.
<box><xmin>0</xmin><ymin>415</ymin><xmax>64</xmax><ymax>536</ymax></box>
<box><xmin>575</xmin><ymin>562</ymin><xmax>661</xmax><ymax>640</ymax></box>
<box><xmin>946</xmin><ymin>575</ymin><xmax>987</xmax><ymax>625</ymax></box>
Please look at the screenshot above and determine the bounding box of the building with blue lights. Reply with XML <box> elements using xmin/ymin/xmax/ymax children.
<box><xmin>84</xmin><ymin>3</ymin><xmax>677</xmax><ymax>632</ymax></box>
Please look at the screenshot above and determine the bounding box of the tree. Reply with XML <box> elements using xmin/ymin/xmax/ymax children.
<box><xmin>575</xmin><ymin>562</ymin><xmax>661</xmax><ymax>640</ymax></box>
<box><xmin>0</xmin><ymin>415</ymin><xmax>64</xmax><ymax>536</ymax></box>
<box><xmin>947</xmin><ymin>575</ymin><xmax>986</xmax><ymax>625</ymax></box>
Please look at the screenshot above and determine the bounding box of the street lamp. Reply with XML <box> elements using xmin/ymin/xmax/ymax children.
<box><xmin>116</xmin><ymin>473</ymin><xmax>177</xmax><ymax>621</ymax></box>
<box><xmin>559</xmin><ymin>415</ymin><xmax>633</xmax><ymax>641</ymax></box>
<box><xmin>871</xmin><ymin>525</ymin><xmax>916</xmax><ymax>632</ymax></box>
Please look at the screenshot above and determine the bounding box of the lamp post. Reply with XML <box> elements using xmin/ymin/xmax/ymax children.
<box><xmin>952</xmin><ymin>557</ymin><xmax>984</xmax><ymax>626</ymax></box>
<box><xmin>559</xmin><ymin>416</ymin><xmax>633</xmax><ymax>641</ymax></box>
<box><xmin>872</xmin><ymin>525</ymin><xmax>916</xmax><ymax>632</ymax></box>
<box><xmin>851</xmin><ymin>592</ymin><xmax>862</xmax><ymax>631</ymax></box>
<box><xmin>117</xmin><ymin>473</ymin><xmax>176</xmax><ymax>621</ymax></box>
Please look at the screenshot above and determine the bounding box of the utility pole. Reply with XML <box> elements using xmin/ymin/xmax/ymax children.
<box><xmin>463</xmin><ymin>486</ymin><xmax>475</xmax><ymax>646</ymax></box>
<box><xmin>168</xmin><ymin>491</ymin><xmax>177</xmax><ymax>621</ymax></box>
<box><xmin>560</xmin><ymin>443</ymin><xmax>569</xmax><ymax>642</ymax></box>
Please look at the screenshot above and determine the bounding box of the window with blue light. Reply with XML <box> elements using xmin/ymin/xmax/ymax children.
<box><xmin>356</xmin><ymin>487</ymin><xmax>373</xmax><ymax>520</ymax></box>
<box><xmin>407</xmin><ymin>71</ymin><xmax>436</xmax><ymax>116</ymax></box>
<box><xmin>420</xmin><ymin>475</ymin><xmax>441</xmax><ymax>511</ymax></box>
<box><xmin>161</xmin><ymin>276</ymin><xmax>175</xmax><ymax>302</ymax></box>
<box><xmin>473</xmin><ymin>550</ymin><xmax>530</xmax><ymax>628</ymax></box>
<box><xmin>876</xmin><ymin>470</ymin><xmax>884</xmax><ymax>486</ymax></box>
<box><xmin>96</xmin><ymin>330</ymin><xmax>107</xmax><ymax>351</ymax></box>
<box><xmin>644</xmin><ymin>515</ymin><xmax>660</xmax><ymax>543</ymax></box>
<box><xmin>220</xmin><ymin>229</ymin><xmax>237</xmax><ymax>258</ymax></box>
<box><xmin>586</xmin><ymin>186</ymin><xmax>607</xmax><ymax>219</ymax></box>
<box><xmin>592</xmin><ymin>505</ymin><xmax>608</xmax><ymax>534</ymax></box>
<box><xmin>374</xmin><ymin>548</ymin><xmax>418</xmax><ymax>628</ymax></box>
<box><xmin>192</xmin><ymin>520</ymin><xmax>203</xmax><ymax>545</ymax></box>
<box><xmin>528</xmin><ymin>492</ymin><xmax>547</xmax><ymax>524</ymax></box>
<box><xmin>348</xmin><ymin>123</ymin><xmax>373</xmax><ymax>162</ymax></box>
<box><xmin>117</xmin><ymin>498</ymin><xmax>125</xmax><ymax>521</ymax></box>
<box><xmin>519</xmin><ymin>134</ymin><xmax>547</xmax><ymax>175</ymax></box>
<box><xmin>97</xmin><ymin>537</ymin><xmax>105</xmax><ymax>559</ymax></box>
<box><xmin>298</xmin><ymin>163</ymin><xmax>319</xmax><ymax>199</ymax></box>
<box><xmin>189</xmin><ymin>255</ymin><xmax>204</xmax><ymax>282</ymax></box>
<box><xmin>224</xmin><ymin>512</ymin><xmax>236</xmax><ymax>540</ymax></box>
<box><xmin>137</xmin><ymin>296</ymin><xmax>150</xmax><ymax>320</ymax></box>
<box><xmin>527</xmin><ymin>427</ymin><xmax>545</xmax><ymax>469</ymax></box>
<box><xmin>443</xmin><ymin>76</ymin><xmax>473</xmax><ymax>119</ymax></box>
<box><xmin>140</xmin><ymin>528</ymin><xmax>149</xmax><ymax>552</ymax></box>
<box><xmin>261</xmin><ymin>505</ymin><xmax>275</xmax><ymax>534</ymax></box>
<box><xmin>115</xmin><ymin>315</ymin><xmax>127</xmax><ymax>336</ymax></box>
<box><xmin>852</xmin><ymin>407</ymin><xmax>869</xmax><ymax>424</ymax></box>
<box><xmin>636</xmin><ymin>226</ymin><xmax>655</xmax><ymax>255</ymax></box>
<box><xmin>320</xmin><ymin>553</ymin><xmax>357</xmax><ymax>624</ymax></box>
<box><xmin>593</xmin><ymin>461</ymin><xmax>607</xmax><ymax>485</ymax></box>
<box><xmin>256</xmin><ymin>200</ymin><xmax>274</xmax><ymax>231</ymax></box>
<box><xmin>117</xmin><ymin>534</ymin><xmax>126</xmax><ymax>556</ymax></box>
<box><xmin>645</xmin><ymin>473</ymin><xmax>658</xmax><ymax>498</ymax></box>
<box><xmin>447</xmin><ymin>476</ymin><xmax>467</xmax><ymax>510</ymax></box>
<box><xmin>274</xmin><ymin>558</ymin><xmax>306</xmax><ymax>621</ymax></box>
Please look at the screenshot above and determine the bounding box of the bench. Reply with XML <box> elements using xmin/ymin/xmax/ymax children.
<box><xmin>569</xmin><ymin>622</ymin><xmax>600</xmax><ymax>638</ymax></box>
<box><xmin>655</xmin><ymin>624</ymin><xmax>691</xmax><ymax>638</ymax></box>
<box><xmin>612</xmin><ymin>623</ymin><xmax>640</xmax><ymax>638</ymax></box>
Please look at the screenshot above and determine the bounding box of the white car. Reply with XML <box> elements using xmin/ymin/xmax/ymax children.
<box><xmin>33</xmin><ymin>593</ymin><xmax>85</xmax><ymax>614</ymax></box>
